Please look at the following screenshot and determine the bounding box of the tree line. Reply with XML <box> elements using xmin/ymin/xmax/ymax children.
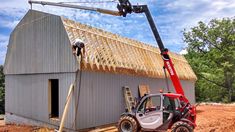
<box><xmin>0</xmin><ymin>65</ymin><xmax>4</xmax><ymax>114</ymax></box>
<box><xmin>183</xmin><ymin>18</ymin><xmax>235</xmax><ymax>103</ymax></box>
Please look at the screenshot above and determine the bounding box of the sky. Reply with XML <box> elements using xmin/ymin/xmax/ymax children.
<box><xmin>0</xmin><ymin>0</ymin><xmax>235</xmax><ymax>65</ymax></box>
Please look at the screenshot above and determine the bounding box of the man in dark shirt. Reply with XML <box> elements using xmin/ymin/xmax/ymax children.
<box><xmin>72</xmin><ymin>39</ymin><xmax>85</xmax><ymax>56</ymax></box>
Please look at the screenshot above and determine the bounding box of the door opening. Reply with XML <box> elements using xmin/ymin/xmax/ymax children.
<box><xmin>49</xmin><ymin>79</ymin><xmax>59</xmax><ymax>118</ymax></box>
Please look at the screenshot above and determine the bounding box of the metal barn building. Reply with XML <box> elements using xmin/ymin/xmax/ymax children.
<box><xmin>4</xmin><ymin>10</ymin><xmax>197</xmax><ymax>131</ymax></box>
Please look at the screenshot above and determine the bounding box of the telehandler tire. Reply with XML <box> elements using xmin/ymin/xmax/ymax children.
<box><xmin>118</xmin><ymin>115</ymin><xmax>138</xmax><ymax>132</ymax></box>
<box><xmin>171</xmin><ymin>121</ymin><xmax>193</xmax><ymax>132</ymax></box>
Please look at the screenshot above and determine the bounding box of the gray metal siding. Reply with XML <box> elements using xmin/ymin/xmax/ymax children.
<box><xmin>5</xmin><ymin>71</ymin><xmax>195</xmax><ymax>130</ymax></box>
<box><xmin>76</xmin><ymin>71</ymin><xmax>195</xmax><ymax>129</ymax></box>
<box><xmin>5</xmin><ymin>73</ymin><xmax>77</xmax><ymax>129</ymax></box>
<box><xmin>4</xmin><ymin>10</ymin><xmax>77</xmax><ymax>74</ymax></box>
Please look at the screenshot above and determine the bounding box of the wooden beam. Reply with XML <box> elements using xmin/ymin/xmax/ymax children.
<box><xmin>58</xmin><ymin>84</ymin><xmax>74</xmax><ymax>132</ymax></box>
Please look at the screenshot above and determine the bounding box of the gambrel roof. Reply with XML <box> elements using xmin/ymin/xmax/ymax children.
<box><xmin>4</xmin><ymin>10</ymin><xmax>197</xmax><ymax>81</ymax></box>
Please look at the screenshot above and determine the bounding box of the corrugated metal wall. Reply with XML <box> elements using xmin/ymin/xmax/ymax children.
<box><xmin>76</xmin><ymin>70</ymin><xmax>195</xmax><ymax>129</ymax></box>
<box><xmin>5</xmin><ymin>71</ymin><xmax>195</xmax><ymax>130</ymax></box>
<box><xmin>5</xmin><ymin>73</ymin><xmax>77</xmax><ymax>129</ymax></box>
<box><xmin>4</xmin><ymin>10</ymin><xmax>78</xmax><ymax>74</ymax></box>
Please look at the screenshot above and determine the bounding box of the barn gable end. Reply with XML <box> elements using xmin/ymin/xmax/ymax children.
<box><xmin>4</xmin><ymin>10</ymin><xmax>78</xmax><ymax>74</ymax></box>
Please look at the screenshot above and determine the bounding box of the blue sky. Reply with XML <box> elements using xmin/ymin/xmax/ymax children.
<box><xmin>0</xmin><ymin>0</ymin><xmax>235</xmax><ymax>65</ymax></box>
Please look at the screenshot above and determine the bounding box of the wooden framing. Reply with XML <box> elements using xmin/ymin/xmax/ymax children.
<box><xmin>62</xmin><ymin>17</ymin><xmax>197</xmax><ymax>81</ymax></box>
<box><xmin>59</xmin><ymin>84</ymin><xmax>74</xmax><ymax>132</ymax></box>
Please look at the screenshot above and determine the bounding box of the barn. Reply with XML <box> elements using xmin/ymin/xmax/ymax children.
<box><xmin>4</xmin><ymin>10</ymin><xmax>197</xmax><ymax>131</ymax></box>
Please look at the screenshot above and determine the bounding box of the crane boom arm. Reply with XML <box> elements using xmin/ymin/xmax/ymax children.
<box><xmin>132</xmin><ymin>5</ymin><xmax>185</xmax><ymax>96</ymax></box>
<box><xmin>28</xmin><ymin>0</ymin><xmax>121</xmax><ymax>16</ymax></box>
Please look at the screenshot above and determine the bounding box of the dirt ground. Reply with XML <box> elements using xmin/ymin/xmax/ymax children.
<box><xmin>0</xmin><ymin>122</ymin><xmax>53</xmax><ymax>132</ymax></box>
<box><xmin>195</xmin><ymin>104</ymin><xmax>235</xmax><ymax>132</ymax></box>
<box><xmin>0</xmin><ymin>104</ymin><xmax>235</xmax><ymax>132</ymax></box>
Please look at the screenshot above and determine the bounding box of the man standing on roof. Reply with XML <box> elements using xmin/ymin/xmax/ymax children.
<box><xmin>72</xmin><ymin>38</ymin><xmax>85</xmax><ymax>57</ymax></box>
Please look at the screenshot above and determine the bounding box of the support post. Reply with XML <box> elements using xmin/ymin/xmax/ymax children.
<box><xmin>58</xmin><ymin>84</ymin><xmax>74</xmax><ymax>132</ymax></box>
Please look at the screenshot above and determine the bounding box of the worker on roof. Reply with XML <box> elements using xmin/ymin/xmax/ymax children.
<box><xmin>72</xmin><ymin>38</ymin><xmax>85</xmax><ymax>57</ymax></box>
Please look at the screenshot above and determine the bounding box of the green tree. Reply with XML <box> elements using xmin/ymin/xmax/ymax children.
<box><xmin>0</xmin><ymin>65</ymin><xmax>4</xmax><ymax>113</ymax></box>
<box><xmin>183</xmin><ymin>18</ymin><xmax>235</xmax><ymax>102</ymax></box>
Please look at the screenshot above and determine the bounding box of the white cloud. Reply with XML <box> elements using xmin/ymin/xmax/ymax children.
<box><xmin>166</xmin><ymin>0</ymin><xmax>197</xmax><ymax>9</ymax></box>
<box><xmin>0</xmin><ymin>35</ymin><xmax>9</xmax><ymax>50</ymax></box>
<box><xmin>0</xmin><ymin>20</ymin><xmax>20</xmax><ymax>29</ymax></box>
<box><xmin>154</xmin><ymin>0</ymin><xmax>235</xmax><ymax>52</ymax></box>
<box><xmin>179</xmin><ymin>49</ymin><xmax>188</xmax><ymax>55</ymax></box>
<box><xmin>0</xmin><ymin>50</ymin><xmax>7</xmax><ymax>65</ymax></box>
<box><xmin>0</xmin><ymin>34</ymin><xmax>8</xmax><ymax>41</ymax></box>
<box><xmin>0</xmin><ymin>34</ymin><xmax>9</xmax><ymax>65</ymax></box>
<box><xmin>163</xmin><ymin>0</ymin><xmax>235</xmax><ymax>28</ymax></box>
